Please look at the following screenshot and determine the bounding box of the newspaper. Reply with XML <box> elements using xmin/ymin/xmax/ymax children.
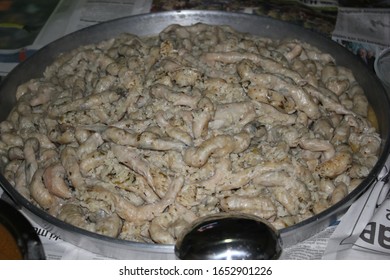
<box><xmin>26</xmin><ymin>217</ymin><xmax>116</xmax><ymax>260</ymax></box>
<box><xmin>0</xmin><ymin>0</ymin><xmax>152</xmax><ymax>77</ymax></box>
<box><xmin>332</xmin><ymin>7</ymin><xmax>390</xmax><ymax>71</ymax></box>
<box><xmin>323</xmin><ymin>157</ymin><xmax>390</xmax><ymax>260</ymax></box>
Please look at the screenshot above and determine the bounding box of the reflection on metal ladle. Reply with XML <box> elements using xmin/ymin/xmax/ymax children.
<box><xmin>175</xmin><ymin>213</ymin><xmax>282</xmax><ymax>260</ymax></box>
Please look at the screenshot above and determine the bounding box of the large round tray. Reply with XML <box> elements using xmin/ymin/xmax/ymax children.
<box><xmin>1</xmin><ymin>10</ymin><xmax>389</xmax><ymax>259</ymax></box>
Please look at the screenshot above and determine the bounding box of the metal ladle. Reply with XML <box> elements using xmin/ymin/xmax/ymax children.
<box><xmin>175</xmin><ymin>213</ymin><xmax>282</xmax><ymax>260</ymax></box>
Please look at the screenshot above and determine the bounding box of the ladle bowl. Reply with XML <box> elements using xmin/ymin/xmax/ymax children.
<box><xmin>175</xmin><ymin>213</ymin><xmax>282</xmax><ymax>260</ymax></box>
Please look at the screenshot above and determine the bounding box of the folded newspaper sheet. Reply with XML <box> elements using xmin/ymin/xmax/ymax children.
<box><xmin>333</xmin><ymin>7</ymin><xmax>390</xmax><ymax>48</ymax></box>
<box><xmin>332</xmin><ymin>7</ymin><xmax>390</xmax><ymax>72</ymax></box>
<box><xmin>323</xmin><ymin>157</ymin><xmax>390</xmax><ymax>259</ymax></box>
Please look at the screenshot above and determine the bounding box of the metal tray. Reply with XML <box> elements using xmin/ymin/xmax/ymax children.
<box><xmin>1</xmin><ymin>10</ymin><xmax>389</xmax><ymax>259</ymax></box>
